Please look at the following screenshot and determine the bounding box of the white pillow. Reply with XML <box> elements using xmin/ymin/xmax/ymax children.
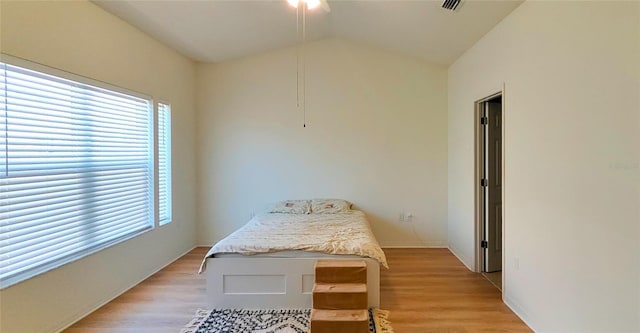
<box><xmin>268</xmin><ymin>200</ymin><xmax>311</xmax><ymax>214</ymax></box>
<box><xmin>310</xmin><ymin>199</ymin><xmax>352</xmax><ymax>214</ymax></box>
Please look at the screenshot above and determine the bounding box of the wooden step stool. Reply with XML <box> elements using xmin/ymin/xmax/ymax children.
<box><xmin>311</xmin><ymin>309</ymin><xmax>369</xmax><ymax>333</ymax></box>
<box><xmin>313</xmin><ymin>283</ymin><xmax>368</xmax><ymax>310</ymax></box>
<box><xmin>315</xmin><ymin>260</ymin><xmax>367</xmax><ymax>284</ymax></box>
<box><xmin>311</xmin><ymin>260</ymin><xmax>369</xmax><ymax>333</ymax></box>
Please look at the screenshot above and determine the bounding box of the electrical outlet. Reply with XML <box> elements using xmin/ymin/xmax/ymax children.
<box><xmin>398</xmin><ymin>212</ymin><xmax>405</xmax><ymax>222</ymax></box>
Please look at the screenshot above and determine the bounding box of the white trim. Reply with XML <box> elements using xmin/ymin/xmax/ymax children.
<box><xmin>473</xmin><ymin>88</ymin><xmax>506</xmax><ymax>278</ymax></box>
<box><xmin>500</xmin><ymin>82</ymin><xmax>507</xmax><ymax>297</ymax></box>
<box><xmin>474</xmin><ymin>99</ymin><xmax>484</xmax><ymax>273</ymax></box>
<box><xmin>504</xmin><ymin>295</ymin><xmax>536</xmax><ymax>332</ymax></box>
<box><xmin>53</xmin><ymin>246</ymin><xmax>197</xmax><ymax>333</ymax></box>
<box><xmin>475</xmin><ymin>91</ymin><xmax>503</xmax><ymax>104</ymax></box>
<box><xmin>447</xmin><ymin>245</ymin><xmax>475</xmax><ymax>271</ymax></box>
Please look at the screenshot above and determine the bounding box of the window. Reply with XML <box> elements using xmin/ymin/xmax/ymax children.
<box><xmin>157</xmin><ymin>102</ymin><xmax>171</xmax><ymax>225</ymax></box>
<box><xmin>0</xmin><ymin>56</ymin><xmax>155</xmax><ymax>288</ymax></box>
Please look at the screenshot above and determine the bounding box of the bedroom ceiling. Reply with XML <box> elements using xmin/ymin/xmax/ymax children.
<box><xmin>93</xmin><ymin>0</ymin><xmax>523</xmax><ymax>66</ymax></box>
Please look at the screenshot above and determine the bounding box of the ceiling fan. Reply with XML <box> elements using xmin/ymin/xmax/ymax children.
<box><xmin>286</xmin><ymin>0</ymin><xmax>331</xmax><ymax>12</ymax></box>
<box><xmin>286</xmin><ymin>0</ymin><xmax>330</xmax><ymax>128</ymax></box>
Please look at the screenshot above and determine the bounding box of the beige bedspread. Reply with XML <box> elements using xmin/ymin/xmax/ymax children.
<box><xmin>200</xmin><ymin>210</ymin><xmax>388</xmax><ymax>271</ymax></box>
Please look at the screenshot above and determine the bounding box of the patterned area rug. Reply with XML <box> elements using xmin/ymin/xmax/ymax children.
<box><xmin>181</xmin><ymin>308</ymin><xmax>393</xmax><ymax>333</ymax></box>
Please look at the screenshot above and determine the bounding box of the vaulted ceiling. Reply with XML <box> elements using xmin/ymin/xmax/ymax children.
<box><xmin>94</xmin><ymin>0</ymin><xmax>523</xmax><ymax>65</ymax></box>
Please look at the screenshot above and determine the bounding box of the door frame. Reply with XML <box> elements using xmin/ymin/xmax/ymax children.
<box><xmin>474</xmin><ymin>88</ymin><xmax>506</xmax><ymax>294</ymax></box>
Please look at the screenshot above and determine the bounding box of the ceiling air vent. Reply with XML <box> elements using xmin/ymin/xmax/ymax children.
<box><xmin>442</xmin><ymin>0</ymin><xmax>461</xmax><ymax>11</ymax></box>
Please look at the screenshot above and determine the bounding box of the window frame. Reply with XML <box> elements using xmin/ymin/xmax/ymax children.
<box><xmin>0</xmin><ymin>54</ymin><xmax>162</xmax><ymax>289</ymax></box>
<box><xmin>156</xmin><ymin>101</ymin><xmax>172</xmax><ymax>226</ymax></box>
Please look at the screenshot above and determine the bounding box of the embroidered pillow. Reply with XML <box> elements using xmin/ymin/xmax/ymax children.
<box><xmin>268</xmin><ymin>200</ymin><xmax>311</xmax><ymax>214</ymax></box>
<box><xmin>310</xmin><ymin>199</ymin><xmax>352</xmax><ymax>214</ymax></box>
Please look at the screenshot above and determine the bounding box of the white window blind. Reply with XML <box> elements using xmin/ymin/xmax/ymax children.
<box><xmin>0</xmin><ymin>57</ymin><xmax>154</xmax><ymax>288</ymax></box>
<box><xmin>157</xmin><ymin>102</ymin><xmax>171</xmax><ymax>225</ymax></box>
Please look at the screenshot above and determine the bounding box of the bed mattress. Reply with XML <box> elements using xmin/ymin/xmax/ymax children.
<box><xmin>200</xmin><ymin>210</ymin><xmax>388</xmax><ymax>272</ymax></box>
<box><xmin>212</xmin><ymin>250</ymin><xmax>364</xmax><ymax>259</ymax></box>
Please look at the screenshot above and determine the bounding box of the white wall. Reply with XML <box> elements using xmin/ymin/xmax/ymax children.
<box><xmin>196</xmin><ymin>39</ymin><xmax>448</xmax><ymax>247</ymax></box>
<box><xmin>448</xmin><ymin>1</ymin><xmax>639</xmax><ymax>332</ymax></box>
<box><xmin>0</xmin><ymin>1</ymin><xmax>197</xmax><ymax>332</ymax></box>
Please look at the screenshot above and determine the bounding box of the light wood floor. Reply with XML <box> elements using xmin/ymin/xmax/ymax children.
<box><xmin>65</xmin><ymin>248</ymin><xmax>531</xmax><ymax>333</ymax></box>
<box><xmin>482</xmin><ymin>271</ymin><xmax>503</xmax><ymax>291</ymax></box>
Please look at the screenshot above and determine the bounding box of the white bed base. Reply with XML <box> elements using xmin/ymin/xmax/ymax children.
<box><xmin>205</xmin><ymin>256</ymin><xmax>380</xmax><ymax>309</ymax></box>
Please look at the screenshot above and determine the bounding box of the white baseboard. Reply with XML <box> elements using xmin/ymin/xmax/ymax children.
<box><xmin>446</xmin><ymin>247</ymin><xmax>534</xmax><ymax>331</ymax></box>
<box><xmin>447</xmin><ymin>245</ymin><xmax>475</xmax><ymax>271</ymax></box>
<box><xmin>54</xmin><ymin>245</ymin><xmax>197</xmax><ymax>333</ymax></box>
<box><xmin>504</xmin><ymin>295</ymin><xmax>537</xmax><ymax>332</ymax></box>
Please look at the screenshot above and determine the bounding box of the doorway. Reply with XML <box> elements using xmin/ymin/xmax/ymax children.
<box><xmin>475</xmin><ymin>93</ymin><xmax>503</xmax><ymax>291</ymax></box>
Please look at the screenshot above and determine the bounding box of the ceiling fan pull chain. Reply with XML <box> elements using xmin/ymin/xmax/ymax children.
<box><xmin>296</xmin><ymin>4</ymin><xmax>300</xmax><ymax>109</ymax></box>
<box><xmin>302</xmin><ymin>1</ymin><xmax>307</xmax><ymax>128</ymax></box>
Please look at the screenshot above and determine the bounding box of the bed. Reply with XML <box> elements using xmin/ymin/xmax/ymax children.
<box><xmin>199</xmin><ymin>199</ymin><xmax>388</xmax><ymax>309</ymax></box>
